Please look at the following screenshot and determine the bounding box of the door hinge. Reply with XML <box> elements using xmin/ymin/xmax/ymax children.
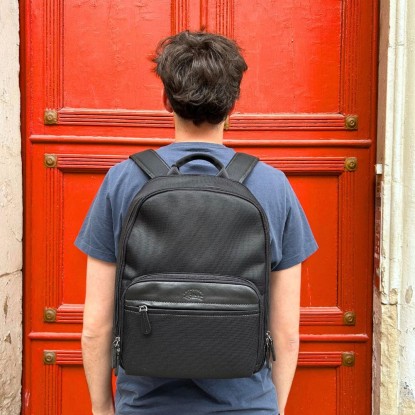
<box><xmin>342</xmin><ymin>352</ymin><xmax>355</xmax><ymax>367</ymax></box>
<box><xmin>43</xmin><ymin>307</ymin><xmax>57</xmax><ymax>323</ymax></box>
<box><xmin>345</xmin><ymin>157</ymin><xmax>358</xmax><ymax>172</ymax></box>
<box><xmin>44</xmin><ymin>109</ymin><xmax>58</xmax><ymax>125</ymax></box>
<box><xmin>345</xmin><ymin>115</ymin><xmax>358</xmax><ymax>130</ymax></box>
<box><xmin>343</xmin><ymin>311</ymin><xmax>356</xmax><ymax>326</ymax></box>
<box><xmin>44</xmin><ymin>154</ymin><xmax>58</xmax><ymax>168</ymax></box>
<box><xmin>43</xmin><ymin>351</ymin><xmax>56</xmax><ymax>365</ymax></box>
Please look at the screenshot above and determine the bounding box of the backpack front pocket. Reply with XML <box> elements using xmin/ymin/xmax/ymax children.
<box><xmin>120</xmin><ymin>274</ymin><xmax>263</xmax><ymax>379</ymax></box>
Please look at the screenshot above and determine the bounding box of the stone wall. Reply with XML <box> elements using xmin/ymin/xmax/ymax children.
<box><xmin>0</xmin><ymin>1</ymin><xmax>22</xmax><ymax>414</ymax></box>
<box><xmin>375</xmin><ymin>0</ymin><xmax>415</xmax><ymax>413</ymax></box>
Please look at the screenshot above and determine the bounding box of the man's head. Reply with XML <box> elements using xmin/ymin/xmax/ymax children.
<box><xmin>153</xmin><ymin>31</ymin><xmax>247</xmax><ymax>126</ymax></box>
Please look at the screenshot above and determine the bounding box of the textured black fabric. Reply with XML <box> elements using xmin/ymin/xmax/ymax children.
<box><xmin>124</xmin><ymin>190</ymin><xmax>267</xmax><ymax>289</ymax></box>
<box><xmin>122</xmin><ymin>310</ymin><xmax>260</xmax><ymax>379</ymax></box>
<box><xmin>114</xmin><ymin>152</ymin><xmax>271</xmax><ymax>379</ymax></box>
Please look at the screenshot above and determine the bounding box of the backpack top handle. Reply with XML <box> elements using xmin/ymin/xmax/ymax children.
<box><xmin>168</xmin><ymin>153</ymin><xmax>229</xmax><ymax>178</ymax></box>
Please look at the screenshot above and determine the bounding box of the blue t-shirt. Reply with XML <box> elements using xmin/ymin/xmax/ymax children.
<box><xmin>75</xmin><ymin>142</ymin><xmax>318</xmax><ymax>415</ymax></box>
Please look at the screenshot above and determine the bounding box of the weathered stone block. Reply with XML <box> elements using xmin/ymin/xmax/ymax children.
<box><xmin>0</xmin><ymin>272</ymin><xmax>22</xmax><ymax>415</ymax></box>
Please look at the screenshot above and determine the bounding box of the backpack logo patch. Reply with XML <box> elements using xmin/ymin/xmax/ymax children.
<box><xmin>183</xmin><ymin>289</ymin><xmax>204</xmax><ymax>302</ymax></box>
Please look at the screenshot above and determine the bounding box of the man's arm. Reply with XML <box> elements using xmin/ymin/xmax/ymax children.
<box><xmin>269</xmin><ymin>264</ymin><xmax>301</xmax><ymax>415</ymax></box>
<box><xmin>82</xmin><ymin>256</ymin><xmax>117</xmax><ymax>415</ymax></box>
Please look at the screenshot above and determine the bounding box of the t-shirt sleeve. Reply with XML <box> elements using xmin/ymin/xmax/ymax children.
<box><xmin>272</xmin><ymin>177</ymin><xmax>318</xmax><ymax>271</ymax></box>
<box><xmin>74</xmin><ymin>172</ymin><xmax>116</xmax><ymax>263</ymax></box>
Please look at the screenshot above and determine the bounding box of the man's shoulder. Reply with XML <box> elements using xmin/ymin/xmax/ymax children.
<box><xmin>103</xmin><ymin>158</ymin><xmax>149</xmax><ymax>207</ymax></box>
<box><xmin>249</xmin><ymin>159</ymin><xmax>288</xmax><ymax>189</ymax></box>
<box><xmin>242</xmin><ymin>160</ymin><xmax>290</xmax><ymax>216</ymax></box>
<box><xmin>107</xmin><ymin>157</ymin><xmax>147</xmax><ymax>183</ymax></box>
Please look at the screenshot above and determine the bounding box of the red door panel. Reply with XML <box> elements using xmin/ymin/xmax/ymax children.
<box><xmin>29</xmin><ymin>342</ymin><xmax>90</xmax><ymax>414</ymax></box>
<box><xmin>62</xmin><ymin>1</ymin><xmax>172</xmax><ymax>110</ymax></box>
<box><xmin>23</xmin><ymin>1</ymin><xmax>377</xmax><ymax>414</ymax></box>
<box><xmin>213</xmin><ymin>0</ymin><xmax>343</xmax><ymax>113</ymax></box>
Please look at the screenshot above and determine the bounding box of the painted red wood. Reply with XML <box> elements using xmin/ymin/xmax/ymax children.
<box><xmin>22</xmin><ymin>1</ymin><xmax>378</xmax><ymax>414</ymax></box>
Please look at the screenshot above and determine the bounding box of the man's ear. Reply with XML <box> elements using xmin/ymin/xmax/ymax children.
<box><xmin>162</xmin><ymin>90</ymin><xmax>174</xmax><ymax>113</ymax></box>
<box><xmin>223</xmin><ymin>104</ymin><xmax>236</xmax><ymax>128</ymax></box>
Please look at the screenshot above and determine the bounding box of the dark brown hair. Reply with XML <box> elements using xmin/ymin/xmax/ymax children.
<box><xmin>153</xmin><ymin>31</ymin><xmax>248</xmax><ymax>126</ymax></box>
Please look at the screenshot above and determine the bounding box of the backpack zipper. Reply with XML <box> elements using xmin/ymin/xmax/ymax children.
<box><xmin>112</xmin><ymin>336</ymin><xmax>121</xmax><ymax>375</ymax></box>
<box><xmin>138</xmin><ymin>305</ymin><xmax>152</xmax><ymax>335</ymax></box>
<box><xmin>265</xmin><ymin>330</ymin><xmax>276</xmax><ymax>366</ymax></box>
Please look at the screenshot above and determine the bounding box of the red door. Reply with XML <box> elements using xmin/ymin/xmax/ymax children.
<box><xmin>22</xmin><ymin>1</ymin><xmax>377</xmax><ymax>413</ymax></box>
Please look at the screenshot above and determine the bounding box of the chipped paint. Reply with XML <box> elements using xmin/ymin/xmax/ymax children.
<box><xmin>4</xmin><ymin>333</ymin><xmax>12</xmax><ymax>344</ymax></box>
<box><xmin>405</xmin><ymin>286</ymin><xmax>413</xmax><ymax>304</ymax></box>
<box><xmin>3</xmin><ymin>295</ymin><xmax>8</xmax><ymax>319</ymax></box>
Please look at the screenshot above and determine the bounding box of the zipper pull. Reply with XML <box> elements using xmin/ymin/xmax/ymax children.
<box><xmin>112</xmin><ymin>336</ymin><xmax>121</xmax><ymax>375</ymax></box>
<box><xmin>139</xmin><ymin>305</ymin><xmax>152</xmax><ymax>335</ymax></box>
<box><xmin>266</xmin><ymin>331</ymin><xmax>276</xmax><ymax>362</ymax></box>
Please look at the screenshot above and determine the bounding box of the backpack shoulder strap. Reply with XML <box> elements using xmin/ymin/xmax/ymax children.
<box><xmin>225</xmin><ymin>152</ymin><xmax>259</xmax><ymax>183</ymax></box>
<box><xmin>129</xmin><ymin>149</ymin><xmax>170</xmax><ymax>179</ymax></box>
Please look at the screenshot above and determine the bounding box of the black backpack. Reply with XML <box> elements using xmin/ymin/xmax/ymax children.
<box><xmin>112</xmin><ymin>149</ymin><xmax>275</xmax><ymax>379</ymax></box>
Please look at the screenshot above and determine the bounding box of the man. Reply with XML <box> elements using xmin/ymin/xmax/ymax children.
<box><xmin>76</xmin><ymin>31</ymin><xmax>317</xmax><ymax>415</ymax></box>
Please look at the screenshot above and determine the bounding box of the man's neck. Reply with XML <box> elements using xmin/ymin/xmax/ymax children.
<box><xmin>173</xmin><ymin>114</ymin><xmax>225</xmax><ymax>144</ymax></box>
